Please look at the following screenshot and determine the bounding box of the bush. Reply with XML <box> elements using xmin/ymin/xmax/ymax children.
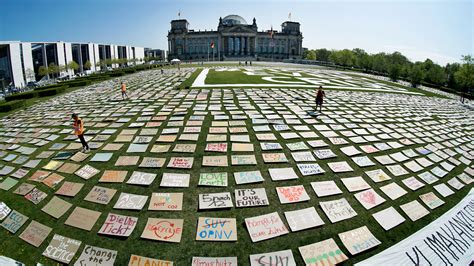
<box><xmin>37</xmin><ymin>87</ymin><xmax>66</xmax><ymax>97</ymax></box>
<box><xmin>5</xmin><ymin>91</ymin><xmax>38</xmax><ymax>101</ymax></box>
<box><xmin>0</xmin><ymin>100</ymin><xmax>26</xmax><ymax>112</ymax></box>
<box><xmin>109</xmin><ymin>72</ymin><xmax>124</xmax><ymax>77</ymax></box>
<box><xmin>66</xmin><ymin>80</ymin><xmax>91</xmax><ymax>88</ymax></box>
<box><xmin>35</xmin><ymin>85</ymin><xmax>68</xmax><ymax>91</ymax></box>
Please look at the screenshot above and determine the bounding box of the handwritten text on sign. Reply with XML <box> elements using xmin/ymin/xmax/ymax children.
<box><xmin>196</xmin><ymin>217</ymin><xmax>237</xmax><ymax>241</ymax></box>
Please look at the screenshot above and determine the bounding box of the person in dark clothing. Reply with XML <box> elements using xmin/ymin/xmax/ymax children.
<box><xmin>316</xmin><ymin>86</ymin><xmax>326</xmax><ymax>113</ymax></box>
<box><xmin>72</xmin><ymin>113</ymin><xmax>89</xmax><ymax>152</ymax></box>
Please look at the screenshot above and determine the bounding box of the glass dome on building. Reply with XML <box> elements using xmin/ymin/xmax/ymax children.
<box><xmin>222</xmin><ymin>15</ymin><xmax>248</xmax><ymax>26</ymax></box>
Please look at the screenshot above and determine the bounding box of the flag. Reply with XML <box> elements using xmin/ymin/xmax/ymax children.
<box><xmin>210</xmin><ymin>41</ymin><xmax>214</xmax><ymax>49</ymax></box>
<box><xmin>178</xmin><ymin>10</ymin><xmax>181</xmax><ymax>18</ymax></box>
<box><xmin>269</xmin><ymin>25</ymin><xmax>274</xmax><ymax>39</ymax></box>
<box><xmin>288</xmin><ymin>12</ymin><xmax>292</xmax><ymax>21</ymax></box>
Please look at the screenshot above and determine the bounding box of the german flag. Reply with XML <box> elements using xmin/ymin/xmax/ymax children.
<box><xmin>210</xmin><ymin>41</ymin><xmax>215</xmax><ymax>49</ymax></box>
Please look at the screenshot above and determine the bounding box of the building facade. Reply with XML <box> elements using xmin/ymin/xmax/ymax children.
<box><xmin>167</xmin><ymin>15</ymin><xmax>303</xmax><ymax>61</ymax></box>
<box><xmin>0</xmin><ymin>41</ymin><xmax>145</xmax><ymax>88</ymax></box>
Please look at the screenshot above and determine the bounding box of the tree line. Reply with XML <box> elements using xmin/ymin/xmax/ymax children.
<box><xmin>303</xmin><ymin>48</ymin><xmax>473</xmax><ymax>94</ymax></box>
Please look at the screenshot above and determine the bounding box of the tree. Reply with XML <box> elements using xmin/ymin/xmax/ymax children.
<box><xmin>38</xmin><ymin>66</ymin><xmax>49</xmax><ymax>78</ymax></box>
<box><xmin>315</xmin><ymin>49</ymin><xmax>331</xmax><ymax>62</ymax></box>
<box><xmin>48</xmin><ymin>63</ymin><xmax>60</xmax><ymax>78</ymax></box>
<box><xmin>388</xmin><ymin>64</ymin><xmax>401</xmax><ymax>81</ymax></box>
<box><xmin>410</xmin><ymin>63</ymin><xmax>425</xmax><ymax>87</ymax></box>
<box><xmin>68</xmin><ymin>61</ymin><xmax>79</xmax><ymax>72</ymax></box>
<box><xmin>454</xmin><ymin>55</ymin><xmax>474</xmax><ymax>94</ymax></box>
<box><xmin>84</xmin><ymin>61</ymin><xmax>92</xmax><ymax>70</ymax></box>
<box><xmin>445</xmin><ymin>63</ymin><xmax>460</xmax><ymax>90</ymax></box>
<box><xmin>305</xmin><ymin>50</ymin><xmax>316</xmax><ymax>60</ymax></box>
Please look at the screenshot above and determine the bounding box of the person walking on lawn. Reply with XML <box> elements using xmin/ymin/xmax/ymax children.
<box><xmin>72</xmin><ymin>113</ymin><xmax>89</xmax><ymax>152</ymax></box>
<box><xmin>121</xmin><ymin>81</ymin><xmax>128</xmax><ymax>100</ymax></box>
<box><xmin>316</xmin><ymin>86</ymin><xmax>326</xmax><ymax>113</ymax></box>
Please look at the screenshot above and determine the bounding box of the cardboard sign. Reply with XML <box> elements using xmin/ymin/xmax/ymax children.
<box><xmin>235</xmin><ymin>188</ymin><xmax>269</xmax><ymax>208</ymax></box>
<box><xmin>199</xmin><ymin>172</ymin><xmax>228</xmax><ymax>187</ymax></box>
<box><xmin>113</xmin><ymin>193</ymin><xmax>148</xmax><ymax>210</ymax></box>
<box><xmin>19</xmin><ymin>220</ymin><xmax>52</xmax><ymax>247</ymax></box>
<box><xmin>55</xmin><ymin>181</ymin><xmax>84</xmax><ymax>197</ymax></box>
<box><xmin>126</xmin><ymin>171</ymin><xmax>157</xmax><ymax>186</ymax></box>
<box><xmin>1</xmin><ymin>210</ymin><xmax>28</xmax><ymax>233</ymax></box>
<box><xmin>128</xmin><ymin>254</ymin><xmax>173</xmax><ymax>266</ymax></box>
<box><xmin>84</xmin><ymin>186</ymin><xmax>117</xmax><ymax>205</ymax></box>
<box><xmin>0</xmin><ymin>202</ymin><xmax>11</xmax><ymax>221</ymax></box>
<box><xmin>24</xmin><ymin>188</ymin><xmax>47</xmax><ymax>204</ymax></box>
<box><xmin>202</xmin><ymin>156</ymin><xmax>228</xmax><ymax>167</ymax></box>
<box><xmin>196</xmin><ymin>217</ymin><xmax>237</xmax><ymax>241</ymax></box>
<box><xmin>234</xmin><ymin>171</ymin><xmax>264</xmax><ymax>185</ymax></box>
<box><xmin>42</xmin><ymin>234</ymin><xmax>82</xmax><ymax>264</ymax></box>
<box><xmin>148</xmin><ymin>192</ymin><xmax>183</xmax><ymax>211</ymax></box>
<box><xmin>365</xmin><ymin>169</ymin><xmax>391</xmax><ymax>183</ymax></box>
<box><xmin>380</xmin><ymin>182</ymin><xmax>407</xmax><ymax>200</ymax></box>
<box><xmin>299</xmin><ymin>238</ymin><xmax>348</xmax><ymax>265</ymax></box>
<box><xmin>341</xmin><ymin>176</ymin><xmax>370</xmax><ymax>192</ymax></box>
<box><xmin>311</xmin><ymin>181</ymin><xmax>342</xmax><ymax>197</ymax></box>
<box><xmin>276</xmin><ymin>185</ymin><xmax>310</xmax><ymax>204</ymax></box>
<box><xmin>269</xmin><ymin>168</ymin><xmax>298</xmax><ymax>181</ymax></box>
<box><xmin>74</xmin><ymin>245</ymin><xmax>117</xmax><ymax>266</ymax></box>
<box><xmin>139</xmin><ymin>157</ymin><xmax>166</xmax><ymax>168</ymax></box>
<box><xmin>354</xmin><ymin>189</ymin><xmax>386</xmax><ymax>210</ymax></box>
<box><xmin>419</xmin><ymin>192</ymin><xmax>445</xmax><ymax>209</ymax></box>
<box><xmin>320</xmin><ymin>198</ymin><xmax>357</xmax><ymax>223</ymax></box>
<box><xmin>42</xmin><ymin>173</ymin><xmax>65</xmax><ymax>188</ymax></box>
<box><xmin>245</xmin><ymin>212</ymin><xmax>289</xmax><ymax>242</ymax></box>
<box><xmin>284</xmin><ymin>207</ymin><xmax>324</xmax><ymax>232</ymax></box>
<box><xmin>41</xmin><ymin>196</ymin><xmax>72</xmax><ymax>219</ymax></box>
<box><xmin>167</xmin><ymin>157</ymin><xmax>194</xmax><ymax>169</ymax></box>
<box><xmin>372</xmin><ymin>206</ymin><xmax>406</xmax><ymax>231</ymax></box>
<box><xmin>99</xmin><ymin>170</ymin><xmax>128</xmax><ymax>183</ymax></box>
<box><xmin>328</xmin><ymin>161</ymin><xmax>353</xmax><ymax>173</ymax></box>
<box><xmin>205</xmin><ymin>143</ymin><xmax>228</xmax><ymax>152</ymax></box>
<box><xmin>75</xmin><ymin>164</ymin><xmax>100</xmax><ymax>180</ymax></box>
<box><xmin>13</xmin><ymin>183</ymin><xmax>35</xmax><ymax>195</ymax></box>
<box><xmin>338</xmin><ymin>226</ymin><xmax>381</xmax><ymax>255</ymax></box>
<box><xmin>98</xmin><ymin>213</ymin><xmax>138</xmax><ymax>237</ymax></box>
<box><xmin>65</xmin><ymin>207</ymin><xmax>102</xmax><ymax>231</ymax></box>
<box><xmin>199</xmin><ymin>192</ymin><xmax>233</xmax><ymax>210</ymax></box>
<box><xmin>160</xmin><ymin>173</ymin><xmax>190</xmax><ymax>187</ymax></box>
<box><xmin>400</xmin><ymin>200</ymin><xmax>430</xmax><ymax>221</ymax></box>
<box><xmin>262</xmin><ymin>153</ymin><xmax>288</xmax><ymax>163</ymax></box>
<box><xmin>231</xmin><ymin>155</ymin><xmax>257</xmax><ymax>165</ymax></box>
<box><xmin>191</xmin><ymin>257</ymin><xmax>237</xmax><ymax>266</ymax></box>
<box><xmin>141</xmin><ymin>218</ymin><xmax>184</xmax><ymax>243</ymax></box>
<box><xmin>297</xmin><ymin>163</ymin><xmax>325</xmax><ymax>176</ymax></box>
<box><xmin>250</xmin><ymin>249</ymin><xmax>296</xmax><ymax>266</ymax></box>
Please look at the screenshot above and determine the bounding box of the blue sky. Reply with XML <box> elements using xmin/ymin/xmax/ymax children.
<box><xmin>0</xmin><ymin>0</ymin><xmax>472</xmax><ymax>65</ymax></box>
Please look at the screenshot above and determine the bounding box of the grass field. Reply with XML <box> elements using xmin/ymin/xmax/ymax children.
<box><xmin>0</xmin><ymin>67</ymin><xmax>471</xmax><ymax>265</ymax></box>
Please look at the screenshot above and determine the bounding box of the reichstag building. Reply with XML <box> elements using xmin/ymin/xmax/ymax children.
<box><xmin>167</xmin><ymin>15</ymin><xmax>303</xmax><ymax>61</ymax></box>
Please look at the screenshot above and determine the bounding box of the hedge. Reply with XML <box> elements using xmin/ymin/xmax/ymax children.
<box><xmin>5</xmin><ymin>91</ymin><xmax>38</xmax><ymax>101</ymax></box>
<box><xmin>35</xmin><ymin>85</ymin><xmax>68</xmax><ymax>91</ymax></box>
<box><xmin>109</xmin><ymin>72</ymin><xmax>124</xmax><ymax>77</ymax></box>
<box><xmin>66</xmin><ymin>80</ymin><xmax>91</xmax><ymax>88</ymax></box>
<box><xmin>0</xmin><ymin>100</ymin><xmax>26</xmax><ymax>112</ymax></box>
<box><xmin>37</xmin><ymin>87</ymin><xmax>66</xmax><ymax>97</ymax></box>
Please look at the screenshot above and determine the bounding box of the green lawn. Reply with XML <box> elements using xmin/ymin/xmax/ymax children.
<box><xmin>0</xmin><ymin>67</ymin><xmax>470</xmax><ymax>265</ymax></box>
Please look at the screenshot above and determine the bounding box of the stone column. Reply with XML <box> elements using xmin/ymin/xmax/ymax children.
<box><xmin>246</xmin><ymin>37</ymin><xmax>249</xmax><ymax>55</ymax></box>
<box><xmin>240</xmin><ymin>36</ymin><xmax>244</xmax><ymax>55</ymax></box>
<box><xmin>234</xmin><ymin>37</ymin><xmax>237</xmax><ymax>55</ymax></box>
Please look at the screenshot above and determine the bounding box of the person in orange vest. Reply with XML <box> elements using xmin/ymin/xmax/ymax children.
<box><xmin>121</xmin><ymin>81</ymin><xmax>128</xmax><ymax>100</ymax></box>
<box><xmin>72</xmin><ymin>113</ymin><xmax>89</xmax><ymax>152</ymax></box>
<box><xmin>316</xmin><ymin>86</ymin><xmax>326</xmax><ymax>113</ymax></box>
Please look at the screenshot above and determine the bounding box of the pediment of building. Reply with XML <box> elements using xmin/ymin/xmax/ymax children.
<box><xmin>220</xmin><ymin>25</ymin><xmax>256</xmax><ymax>34</ymax></box>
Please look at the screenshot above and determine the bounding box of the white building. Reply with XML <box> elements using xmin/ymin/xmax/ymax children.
<box><xmin>0</xmin><ymin>41</ymin><xmax>146</xmax><ymax>88</ymax></box>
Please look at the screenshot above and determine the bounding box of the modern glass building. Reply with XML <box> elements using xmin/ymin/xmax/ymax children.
<box><xmin>0</xmin><ymin>41</ymin><xmax>145</xmax><ymax>88</ymax></box>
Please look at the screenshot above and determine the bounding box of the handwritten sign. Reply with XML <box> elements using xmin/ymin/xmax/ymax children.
<box><xmin>298</xmin><ymin>238</ymin><xmax>348</xmax><ymax>266</ymax></box>
<box><xmin>276</xmin><ymin>185</ymin><xmax>310</xmax><ymax>204</ymax></box>
<box><xmin>65</xmin><ymin>207</ymin><xmax>102</xmax><ymax>231</ymax></box>
<box><xmin>269</xmin><ymin>168</ymin><xmax>298</xmax><ymax>181</ymax></box>
<box><xmin>311</xmin><ymin>181</ymin><xmax>343</xmax><ymax>197</ymax></box>
<box><xmin>245</xmin><ymin>212</ymin><xmax>289</xmax><ymax>242</ymax></box>
<box><xmin>205</xmin><ymin>143</ymin><xmax>228</xmax><ymax>152</ymax></box>
<box><xmin>148</xmin><ymin>192</ymin><xmax>183</xmax><ymax>211</ymax></box>
<box><xmin>1</xmin><ymin>210</ymin><xmax>28</xmax><ymax>233</ymax></box>
<box><xmin>262</xmin><ymin>153</ymin><xmax>288</xmax><ymax>163</ymax></box>
<box><xmin>128</xmin><ymin>254</ymin><xmax>173</xmax><ymax>266</ymax></box>
<box><xmin>75</xmin><ymin>164</ymin><xmax>100</xmax><ymax>180</ymax></box>
<box><xmin>327</xmin><ymin>161</ymin><xmax>353</xmax><ymax>173</ymax></box>
<box><xmin>297</xmin><ymin>163</ymin><xmax>325</xmax><ymax>176</ymax></box>
<box><xmin>199</xmin><ymin>172</ymin><xmax>228</xmax><ymax>187</ymax></box>
<box><xmin>113</xmin><ymin>193</ymin><xmax>148</xmax><ymax>210</ymax></box>
<box><xmin>74</xmin><ymin>245</ymin><xmax>117</xmax><ymax>266</ymax></box>
<box><xmin>234</xmin><ymin>171</ymin><xmax>264</xmax><ymax>184</ymax></box>
<box><xmin>231</xmin><ymin>155</ymin><xmax>257</xmax><ymax>165</ymax></box>
<box><xmin>235</xmin><ymin>188</ymin><xmax>269</xmax><ymax>208</ymax></box>
<box><xmin>19</xmin><ymin>220</ymin><xmax>52</xmax><ymax>247</ymax></box>
<box><xmin>167</xmin><ymin>157</ymin><xmax>193</xmax><ymax>169</ymax></box>
<box><xmin>99</xmin><ymin>170</ymin><xmax>128</xmax><ymax>183</ymax></box>
<box><xmin>41</xmin><ymin>196</ymin><xmax>72</xmax><ymax>219</ymax></box>
<box><xmin>354</xmin><ymin>189</ymin><xmax>386</xmax><ymax>210</ymax></box>
<box><xmin>126</xmin><ymin>171</ymin><xmax>157</xmax><ymax>186</ymax></box>
<box><xmin>0</xmin><ymin>202</ymin><xmax>11</xmax><ymax>221</ymax></box>
<box><xmin>338</xmin><ymin>226</ymin><xmax>381</xmax><ymax>255</ymax></box>
<box><xmin>98</xmin><ymin>213</ymin><xmax>138</xmax><ymax>237</ymax></box>
<box><xmin>196</xmin><ymin>217</ymin><xmax>237</xmax><ymax>241</ymax></box>
<box><xmin>400</xmin><ymin>200</ymin><xmax>429</xmax><ymax>221</ymax></box>
<box><xmin>55</xmin><ymin>181</ymin><xmax>84</xmax><ymax>197</ymax></box>
<box><xmin>42</xmin><ymin>234</ymin><xmax>82</xmax><ymax>264</ymax></box>
<box><xmin>24</xmin><ymin>188</ymin><xmax>47</xmax><ymax>204</ymax></box>
<box><xmin>202</xmin><ymin>156</ymin><xmax>228</xmax><ymax>167</ymax></box>
<box><xmin>191</xmin><ymin>257</ymin><xmax>237</xmax><ymax>266</ymax></box>
<box><xmin>84</xmin><ymin>186</ymin><xmax>117</xmax><ymax>205</ymax></box>
<box><xmin>341</xmin><ymin>176</ymin><xmax>370</xmax><ymax>192</ymax></box>
<box><xmin>249</xmin><ymin>249</ymin><xmax>296</xmax><ymax>266</ymax></box>
<box><xmin>320</xmin><ymin>198</ymin><xmax>357</xmax><ymax>223</ymax></box>
<box><xmin>199</xmin><ymin>192</ymin><xmax>233</xmax><ymax>210</ymax></box>
<box><xmin>139</xmin><ymin>157</ymin><xmax>166</xmax><ymax>168</ymax></box>
<box><xmin>141</xmin><ymin>218</ymin><xmax>184</xmax><ymax>243</ymax></box>
<box><xmin>160</xmin><ymin>173</ymin><xmax>190</xmax><ymax>187</ymax></box>
<box><xmin>284</xmin><ymin>207</ymin><xmax>324</xmax><ymax>232</ymax></box>
<box><xmin>419</xmin><ymin>192</ymin><xmax>445</xmax><ymax>209</ymax></box>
